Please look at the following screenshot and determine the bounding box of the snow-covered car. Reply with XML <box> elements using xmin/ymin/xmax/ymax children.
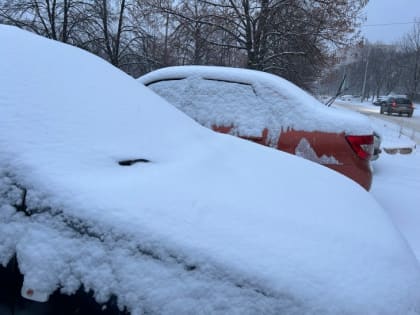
<box><xmin>2</xmin><ymin>26</ymin><xmax>420</xmax><ymax>315</ymax></box>
<box><xmin>138</xmin><ymin>66</ymin><xmax>375</xmax><ymax>190</ymax></box>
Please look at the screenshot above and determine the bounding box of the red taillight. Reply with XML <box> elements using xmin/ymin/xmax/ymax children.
<box><xmin>346</xmin><ymin>135</ymin><xmax>374</xmax><ymax>160</ymax></box>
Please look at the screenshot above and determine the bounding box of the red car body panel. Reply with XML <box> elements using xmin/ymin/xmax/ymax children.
<box><xmin>212</xmin><ymin>125</ymin><xmax>372</xmax><ymax>190</ymax></box>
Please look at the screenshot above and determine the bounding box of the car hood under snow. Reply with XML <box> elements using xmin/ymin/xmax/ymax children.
<box><xmin>1</xmin><ymin>26</ymin><xmax>420</xmax><ymax>315</ymax></box>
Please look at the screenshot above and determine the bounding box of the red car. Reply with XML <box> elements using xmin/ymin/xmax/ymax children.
<box><xmin>139</xmin><ymin>66</ymin><xmax>374</xmax><ymax>190</ymax></box>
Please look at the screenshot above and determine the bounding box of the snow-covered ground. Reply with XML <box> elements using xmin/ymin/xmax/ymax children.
<box><xmin>371</xmin><ymin>147</ymin><xmax>420</xmax><ymax>261</ymax></box>
<box><xmin>334</xmin><ymin>100</ymin><xmax>420</xmax><ymax>261</ymax></box>
<box><xmin>1</xmin><ymin>26</ymin><xmax>420</xmax><ymax>314</ymax></box>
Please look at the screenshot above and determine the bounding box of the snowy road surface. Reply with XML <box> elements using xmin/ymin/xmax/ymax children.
<box><xmin>334</xmin><ymin>100</ymin><xmax>420</xmax><ymax>261</ymax></box>
<box><xmin>334</xmin><ymin>100</ymin><xmax>420</xmax><ymax>144</ymax></box>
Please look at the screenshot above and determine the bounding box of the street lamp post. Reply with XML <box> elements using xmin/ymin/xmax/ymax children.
<box><xmin>361</xmin><ymin>45</ymin><xmax>370</xmax><ymax>102</ymax></box>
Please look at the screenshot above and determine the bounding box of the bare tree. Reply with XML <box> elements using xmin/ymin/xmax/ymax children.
<box><xmin>75</xmin><ymin>0</ymin><xmax>158</xmax><ymax>75</ymax></box>
<box><xmin>0</xmin><ymin>0</ymin><xmax>88</xmax><ymax>43</ymax></box>
<box><xmin>1</xmin><ymin>0</ymin><xmax>369</xmax><ymax>87</ymax></box>
<box><xmin>151</xmin><ymin>0</ymin><xmax>368</xmax><ymax>87</ymax></box>
<box><xmin>81</xmin><ymin>0</ymin><xmax>130</xmax><ymax>67</ymax></box>
<box><xmin>400</xmin><ymin>20</ymin><xmax>420</xmax><ymax>100</ymax></box>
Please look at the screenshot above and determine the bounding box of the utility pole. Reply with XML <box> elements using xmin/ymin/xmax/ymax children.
<box><xmin>361</xmin><ymin>45</ymin><xmax>370</xmax><ymax>102</ymax></box>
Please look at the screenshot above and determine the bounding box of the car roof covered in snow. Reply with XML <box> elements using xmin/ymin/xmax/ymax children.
<box><xmin>139</xmin><ymin>65</ymin><xmax>373</xmax><ymax>139</ymax></box>
<box><xmin>1</xmin><ymin>26</ymin><xmax>420</xmax><ymax>315</ymax></box>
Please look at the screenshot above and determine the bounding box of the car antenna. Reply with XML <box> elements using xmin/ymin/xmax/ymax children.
<box><xmin>325</xmin><ymin>73</ymin><xmax>348</xmax><ymax>107</ymax></box>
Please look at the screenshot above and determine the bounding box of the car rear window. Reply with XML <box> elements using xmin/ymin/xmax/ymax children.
<box><xmin>395</xmin><ymin>98</ymin><xmax>411</xmax><ymax>104</ymax></box>
<box><xmin>147</xmin><ymin>77</ymin><xmax>268</xmax><ymax>137</ymax></box>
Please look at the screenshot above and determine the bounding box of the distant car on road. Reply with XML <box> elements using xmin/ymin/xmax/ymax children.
<box><xmin>373</xmin><ymin>96</ymin><xmax>387</xmax><ymax>106</ymax></box>
<box><xmin>340</xmin><ymin>94</ymin><xmax>353</xmax><ymax>101</ymax></box>
<box><xmin>139</xmin><ymin>66</ymin><xmax>375</xmax><ymax>190</ymax></box>
<box><xmin>379</xmin><ymin>96</ymin><xmax>415</xmax><ymax>117</ymax></box>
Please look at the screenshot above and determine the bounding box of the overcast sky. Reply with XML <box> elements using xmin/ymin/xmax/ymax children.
<box><xmin>361</xmin><ymin>0</ymin><xmax>420</xmax><ymax>43</ymax></box>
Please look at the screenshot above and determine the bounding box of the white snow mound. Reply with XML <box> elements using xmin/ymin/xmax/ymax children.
<box><xmin>1</xmin><ymin>25</ymin><xmax>420</xmax><ymax>315</ymax></box>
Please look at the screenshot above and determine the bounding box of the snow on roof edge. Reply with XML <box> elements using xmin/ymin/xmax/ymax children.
<box><xmin>138</xmin><ymin>65</ymin><xmax>374</xmax><ymax>136</ymax></box>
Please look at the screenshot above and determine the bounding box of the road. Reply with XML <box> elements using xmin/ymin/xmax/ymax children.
<box><xmin>334</xmin><ymin>101</ymin><xmax>420</xmax><ymax>144</ymax></box>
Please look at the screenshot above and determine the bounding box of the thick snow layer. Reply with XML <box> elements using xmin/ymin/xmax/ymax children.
<box><xmin>1</xmin><ymin>25</ymin><xmax>420</xmax><ymax>315</ymax></box>
<box><xmin>138</xmin><ymin>66</ymin><xmax>373</xmax><ymax>146</ymax></box>
<box><xmin>360</xmin><ymin>115</ymin><xmax>420</xmax><ymax>262</ymax></box>
<box><xmin>371</xmin><ymin>148</ymin><xmax>420</xmax><ymax>261</ymax></box>
<box><xmin>333</xmin><ymin>100</ymin><xmax>420</xmax><ymax>262</ymax></box>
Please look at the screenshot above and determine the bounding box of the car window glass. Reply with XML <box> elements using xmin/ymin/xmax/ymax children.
<box><xmin>396</xmin><ymin>98</ymin><xmax>410</xmax><ymax>104</ymax></box>
<box><xmin>148</xmin><ymin>78</ymin><xmax>268</xmax><ymax>137</ymax></box>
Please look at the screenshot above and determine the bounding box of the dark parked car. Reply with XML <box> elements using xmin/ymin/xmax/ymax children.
<box><xmin>373</xmin><ymin>96</ymin><xmax>386</xmax><ymax>106</ymax></box>
<box><xmin>379</xmin><ymin>96</ymin><xmax>415</xmax><ymax>117</ymax></box>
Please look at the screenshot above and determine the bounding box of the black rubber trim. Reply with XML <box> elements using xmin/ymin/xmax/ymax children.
<box><xmin>118</xmin><ymin>159</ymin><xmax>150</xmax><ymax>166</ymax></box>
